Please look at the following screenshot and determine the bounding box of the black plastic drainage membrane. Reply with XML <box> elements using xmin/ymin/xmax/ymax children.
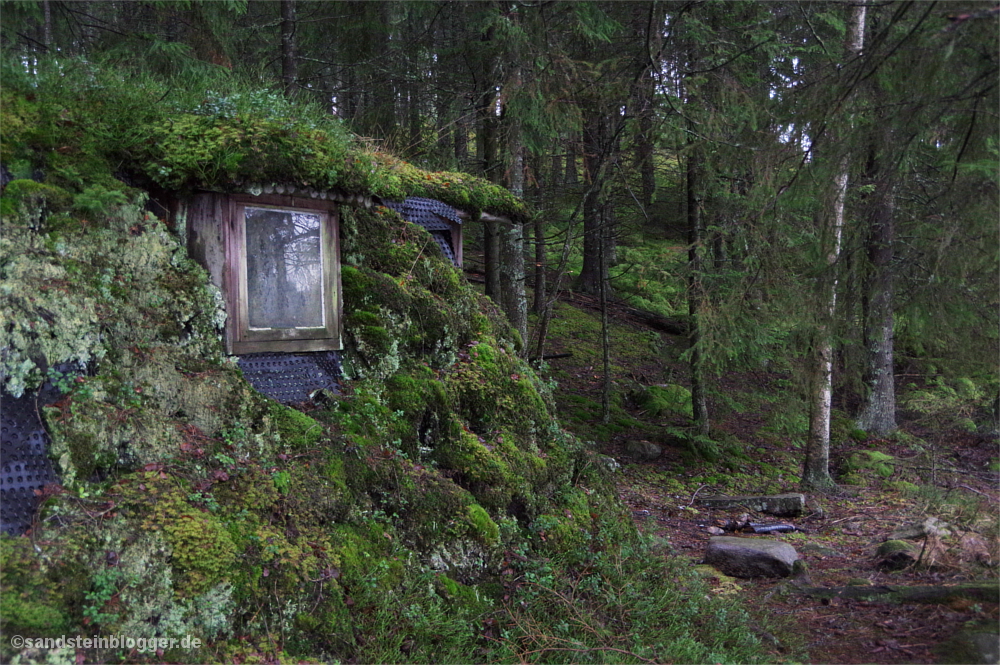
<box><xmin>0</xmin><ymin>375</ymin><xmax>67</xmax><ymax>536</ymax></box>
<box><xmin>236</xmin><ymin>351</ymin><xmax>341</xmax><ymax>405</ymax></box>
<box><xmin>383</xmin><ymin>197</ymin><xmax>461</xmax><ymax>266</ymax></box>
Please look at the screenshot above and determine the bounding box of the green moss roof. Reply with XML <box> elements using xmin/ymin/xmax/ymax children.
<box><xmin>1</xmin><ymin>67</ymin><xmax>527</xmax><ymax>224</ymax></box>
<box><xmin>137</xmin><ymin>113</ymin><xmax>528</xmax><ymax>222</ymax></box>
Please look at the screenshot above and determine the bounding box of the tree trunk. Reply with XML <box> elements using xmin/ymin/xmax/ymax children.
<box><xmin>600</xmin><ymin>236</ymin><xmax>612</xmax><ymax>423</ymax></box>
<box><xmin>857</xmin><ymin>177</ymin><xmax>897</xmax><ymax>435</ymax></box>
<box><xmin>366</xmin><ymin>3</ymin><xmax>396</xmax><ymax>140</ymax></box>
<box><xmin>454</xmin><ymin>113</ymin><xmax>469</xmax><ymax>169</ymax></box>
<box><xmin>483</xmin><ymin>222</ymin><xmax>501</xmax><ymax>300</ymax></box>
<box><xmin>577</xmin><ymin>111</ymin><xmax>609</xmax><ymax>295</ymax></box>
<box><xmin>474</xmin><ymin>16</ymin><xmax>502</xmax><ymax>300</ymax></box>
<box><xmin>500</xmin><ymin>146</ymin><xmax>528</xmax><ymax>350</ymax></box>
<box><xmin>407</xmin><ymin>80</ymin><xmax>422</xmax><ymax>157</ymax></box>
<box><xmin>434</xmin><ymin>87</ymin><xmax>451</xmax><ymax>166</ymax></box>
<box><xmin>42</xmin><ymin>0</ymin><xmax>52</xmax><ymax>51</ymax></box>
<box><xmin>477</xmin><ymin>100</ymin><xmax>501</xmax><ymax>299</ymax></box>
<box><xmin>578</xmin><ymin>192</ymin><xmax>603</xmax><ymax>295</ymax></box>
<box><xmin>687</xmin><ymin>125</ymin><xmax>710</xmax><ymax>437</ymax></box>
<box><xmin>533</xmin><ymin>202</ymin><xmax>546</xmax><ymax>315</ymax></box>
<box><xmin>281</xmin><ymin>0</ymin><xmax>298</xmax><ymax>99</ymax></box>
<box><xmin>855</xmin><ymin>61</ymin><xmax>898</xmax><ymax>437</ymax></box>
<box><xmin>500</xmin><ymin>221</ymin><xmax>528</xmax><ymax>348</ymax></box>
<box><xmin>803</xmin><ymin>160</ymin><xmax>850</xmax><ymax>490</ymax></box>
<box><xmin>802</xmin><ymin>1</ymin><xmax>867</xmax><ymax>491</ymax></box>
<box><xmin>565</xmin><ymin>137</ymin><xmax>578</xmax><ymax>185</ymax></box>
<box><xmin>635</xmin><ymin>70</ymin><xmax>657</xmax><ymax>210</ymax></box>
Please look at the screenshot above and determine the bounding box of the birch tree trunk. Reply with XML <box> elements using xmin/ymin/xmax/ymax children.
<box><xmin>802</xmin><ymin>1</ymin><xmax>868</xmax><ymax>491</ymax></box>
<box><xmin>802</xmin><ymin>160</ymin><xmax>850</xmax><ymax>490</ymax></box>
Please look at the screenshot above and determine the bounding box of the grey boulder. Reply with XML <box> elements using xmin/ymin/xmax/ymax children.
<box><xmin>704</xmin><ymin>536</ymin><xmax>799</xmax><ymax>578</ymax></box>
<box><xmin>624</xmin><ymin>439</ymin><xmax>662</xmax><ymax>461</ymax></box>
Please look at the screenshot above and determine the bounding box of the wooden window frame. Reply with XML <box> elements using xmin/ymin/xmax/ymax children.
<box><xmin>223</xmin><ymin>194</ymin><xmax>342</xmax><ymax>354</ymax></box>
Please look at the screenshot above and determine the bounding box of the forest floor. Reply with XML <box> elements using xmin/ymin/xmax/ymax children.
<box><xmin>526</xmin><ymin>286</ymin><xmax>1000</xmax><ymax>665</ymax></box>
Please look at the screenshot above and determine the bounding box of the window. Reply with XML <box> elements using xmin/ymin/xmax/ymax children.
<box><xmin>216</xmin><ymin>195</ymin><xmax>341</xmax><ymax>354</ymax></box>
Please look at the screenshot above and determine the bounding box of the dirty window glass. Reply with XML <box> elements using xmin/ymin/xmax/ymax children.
<box><xmin>245</xmin><ymin>207</ymin><xmax>325</xmax><ymax>329</ymax></box>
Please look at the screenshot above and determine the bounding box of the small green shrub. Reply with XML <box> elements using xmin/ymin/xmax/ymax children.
<box><xmin>465</xmin><ymin>503</ymin><xmax>500</xmax><ymax>546</ymax></box>
<box><xmin>637</xmin><ymin>384</ymin><xmax>693</xmax><ymax>419</ymax></box>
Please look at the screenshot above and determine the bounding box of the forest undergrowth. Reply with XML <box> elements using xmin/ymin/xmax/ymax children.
<box><xmin>508</xmin><ymin>230</ymin><xmax>1000</xmax><ymax>664</ymax></box>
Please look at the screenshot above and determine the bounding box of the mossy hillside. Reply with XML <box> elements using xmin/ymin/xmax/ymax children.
<box><xmin>316</xmin><ymin>359</ymin><xmax>584</xmax><ymax>582</ymax></box>
<box><xmin>2</xmin><ymin>190</ymin><xmax>355</xmax><ymax>658</ymax></box>
<box><xmin>0</xmin><ymin>538</ymin><xmax>72</xmax><ymax>636</ymax></box>
<box><xmin>338</xmin><ymin>205</ymin><xmax>501</xmax><ymax>378</ymax></box>
<box><xmin>117</xmin><ymin>471</ymin><xmax>237</xmax><ymax>596</ymax></box>
<box><xmin>0</xmin><ymin>175</ymin><xmax>628</xmax><ymax>663</ymax></box>
<box><xmin>2</xmin><ymin>180</ymin><xmax>346</xmax><ymax>487</ymax></box>
<box><xmin>0</xmin><ymin>79</ymin><xmax>152</xmax><ymax>230</ymax></box>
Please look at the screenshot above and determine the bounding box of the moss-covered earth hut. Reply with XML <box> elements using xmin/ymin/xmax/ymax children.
<box><xmin>0</xmin><ymin>59</ymin><xmax>765</xmax><ymax>664</ymax></box>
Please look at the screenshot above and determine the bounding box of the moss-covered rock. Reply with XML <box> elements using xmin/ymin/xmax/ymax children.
<box><xmin>1</xmin><ymin>194</ymin><xmax>225</xmax><ymax>398</ymax></box>
<box><xmin>876</xmin><ymin>539</ymin><xmax>921</xmax><ymax>570</ymax></box>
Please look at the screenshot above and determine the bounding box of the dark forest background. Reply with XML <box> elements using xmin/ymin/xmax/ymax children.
<box><xmin>3</xmin><ymin>0</ymin><xmax>997</xmax><ymax>487</ymax></box>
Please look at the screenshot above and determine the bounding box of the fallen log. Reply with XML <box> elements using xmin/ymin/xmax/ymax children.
<box><xmin>796</xmin><ymin>583</ymin><xmax>999</xmax><ymax>605</ymax></box>
<box><xmin>562</xmin><ymin>292</ymin><xmax>689</xmax><ymax>335</ymax></box>
<box><xmin>614</xmin><ymin>304</ymin><xmax>688</xmax><ymax>335</ymax></box>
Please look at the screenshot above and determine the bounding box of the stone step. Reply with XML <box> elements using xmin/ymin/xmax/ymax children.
<box><xmin>695</xmin><ymin>493</ymin><xmax>806</xmax><ymax>517</ymax></box>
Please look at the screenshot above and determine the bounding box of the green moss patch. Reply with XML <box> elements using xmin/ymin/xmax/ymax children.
<box><xmin>0</xmin><ymin>538</ymin><xmax>70</xmax><ymax>636</ymax></box>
